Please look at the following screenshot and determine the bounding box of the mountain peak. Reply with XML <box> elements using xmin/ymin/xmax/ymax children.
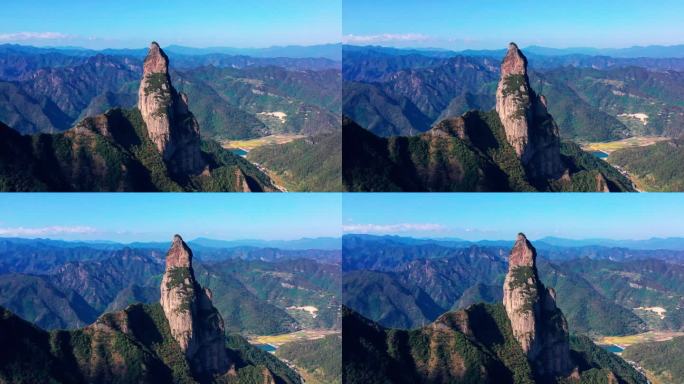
<box><xmin>143</xmin><ymin>41</ymin><xmax>169</xmax><ymax>75</ymax></box>
<box><xmin>503</xmin><ymin>234</ymin><xmax>574</xmax><ymax>378</ymax></box>
<box><xmin>167</xmin><ymin>234</ymin><xmax>193</xmax><ymax>269</ymax></box>
<box><xmin>502</xmin><ymin>42</ymin><xmax>527</xmax><ymax>76</ymax></box>
<box><xmin>495</xmin><ymin>43</ymin><xmax>564</xmax><ymax>180</ymax></box>
<box><xmin>510</xmin><ymin>232</ymin><xmax>536</xmax><ymax>267</ymax></box>
<box><xmin>160</xmin><ymin>234</ymin><xmax>230</xmax><ymax>376</ymax></box>
<box><xmin>138</xmin><ymin>41</ymin><xmax>203</xmax><ymax>176</ymax></box>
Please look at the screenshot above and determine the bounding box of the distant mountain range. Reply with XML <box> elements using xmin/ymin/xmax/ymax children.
<box><xmin>0</xmin><ymin>236</ymin><xmax>341</xmax><ymax>251</ymax></box>
<box><xmin>0</xmin><ymin>43</ymin><xmax>342</xmax><ymax>61</ymax></box>
<box><xmin>343</xmin><ymin>47</ymin><xmax>684</xmax><ymax>141</ymax></box>
<box><xmin>0</xmin><ymin>236</ymin><xmax>341</xmax><ymax>333</ymax></box>
<box><xmin>342</xmin><ymin>234</ymin><xmax>684</xmax><ymax>251</ymax></box>
<box><xmin>536</xmin><ymin>236</ymin><xmax>684</xmax><ymax>250</ymax></box>
<box><xmin>344</xmin><ymin>43</ymin><xmax>684</xmax><ymax>59</ymax></box>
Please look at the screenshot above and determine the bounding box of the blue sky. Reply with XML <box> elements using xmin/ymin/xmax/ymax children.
<box><xmin>0</xmin><ymin>0</ymin><xmax>340</xmax><ymax>49</ymax></box>
<box><xmin>4</xmin><ymin>193</ymin><xmax>682</xmax><ymax>242</ymax></box>
<box><xmin>0</xmin><ymin>194</ymin><xmax>341</xmax><ymax>242</ymax></box>
<box><xmin>343</xmin><ymin>0</ymin><xmax>684</xmax><ymax>49</ymax></box>
<box><xmin>343</xmin><ymin>193</ymin><xmax>684</xmax><ymax>241</ymax></box>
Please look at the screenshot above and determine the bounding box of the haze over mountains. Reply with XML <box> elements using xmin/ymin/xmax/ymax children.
<box><xmin>0</xmin><ymin>236</ymin><xmax>342</xmax><ymax>251</ymax></box>
<box><xmin>341</xmin><ymin>234</ymin><xmax>684</xmax><ymax>252</ymax></box>
<box><xmin>0</xmin><ymin>43</ymin><xmax>342</xmax><ymax>61</ymax></box>
<box><xmin>345</xmin><ymin>43</ymin><xmax>684</xmax><ymax>60</ymax></box>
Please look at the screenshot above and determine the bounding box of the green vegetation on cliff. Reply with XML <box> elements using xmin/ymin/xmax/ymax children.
<box><xmin>622</xmin><ymin>335</ymin><xmax>684</xmax><ymax>384</ymax></box>
<box><xmin>342</xmin><ymin>304</ymin><xmax>645</xmax><ymax>384</ymax></box>
<box><xmin>609</xmin><ymin>139</ymin><xmax>684</xmax><ymax>191</ymax></box>
<box><xmin>343</xmin><ymin>112</ymin><xmax>633</xmax><ymax>192</ymax></box>
<box><xmin>276</xmin><ymin>334</ymin><xmax>341</xmax><ymax>384</ymax></box>
<box><xmin>0</xmin><ymin>304</ymin><xmax>301</xmax><ymax>384</ymax></box>
<box><xmin>567</xmin><ymin>335</ymin><xmax>647</xmax><ymax>384</ymax></box>
<box><xmin>247</xmin><ymin>131</ymin><xmax>342</xmax><ymax>191</ymax></box>
<box><xmin>0</xmin><ymin>108</ymin><xmax>274</xmax><ymax>192</ymax></box>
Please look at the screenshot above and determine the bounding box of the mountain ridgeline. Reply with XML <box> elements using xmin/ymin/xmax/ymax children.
<box><xmin>341</xmin><ymin>234</ymin><xmax>666</xmax><ymax>337</ymax></box>
<box><xmin>0</xmin><ymin>42</ymin><xmax>276</xmax><ymax>191</ymax></box>
<box><xmin>0</xmin><ymin>236</ymin><xmax>342</xmax><ymax>335</ymax></box>
<box><xmin>342</xmin><ymin>234</ymin><xmax>646</xmax><ymax>383</ymax></box>
<box><xmin>0</xmin><ymin>235</ymin><xmax>301</xmax><ymax>384</ymax></box>
<box><xmin>343</xmin><ymin>43</ymin><xmax>634</xmax><ymax>192</ymax></box>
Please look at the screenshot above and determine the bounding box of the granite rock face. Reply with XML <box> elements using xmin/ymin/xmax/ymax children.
<box><xmin>503</xmin><ymin>233</ymin><xmax>574</xmax><ymax>378</ymax></box>
<box><xmin>138</xmin><ymin>42</ymin><xmax>203</xmax><ymax>175</ymax></box>
<box><xmin>496</xmin><ymin>43</ymin><xmax>564</xmax><ymax>180</ymax></box>
<box><xmin>160</xmin><ymin>234</ymin><xmax>230</xmax><ymax>376</ymax></box>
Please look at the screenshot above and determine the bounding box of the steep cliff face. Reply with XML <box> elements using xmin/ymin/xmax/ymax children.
<box><xmin>138</xmin><ymin>42</ymin><xmax>203</xmax><ymax>175</ymax></box>
<box><xmin>160</xmin><ymin>234</ymin><xmax>229</xmax><ymax>376</ymax></box>
<box><xmin>496</xmin><ymin>43</ymin><xmax>564</xmax><ymax>180</ymax></box>
<box><xmin>503</xmin><ymin>233</ymin><xmax>574</xmax><ymax>378</ymax></box>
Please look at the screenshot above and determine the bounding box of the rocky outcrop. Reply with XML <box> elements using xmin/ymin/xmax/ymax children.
<box><xmin>234</xmin><ymin>168</ymin><xmax>253</xmax><ymax>192</ymax></box>
<box><xmin>595</xmin><ymin>172</ymin><xmax>611</xmax><ymax>192</ymax></box>
<box><xmin>138</xmin><ymin>42</ymin><xmax>203</xmax><ymax>175</ymax></box>
<box><xmin>160</xmin><ymin>234</ymin><xmax>229</xmax><ymax>376</ymax></box>
<box><xmin>496</xmin><ymin>43</ymin><xmax>564</xmax><ymax>180</ymax></box>
<box><xmin>503</xmin><ymin>233</ymin><xmax>574</xmax><ymax>378</ymax></box>
<box><xmin>426</xmin><ymin>117</ymin><xmax>468</xmax><ymax>140</ymax></box>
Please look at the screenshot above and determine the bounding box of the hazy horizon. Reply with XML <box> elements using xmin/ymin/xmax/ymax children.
<box><xmin>0</xmin><ymin>234</ymin><xmax>342</xmax><ymax>243</ymax></box>
<box><xmin>4</xmin><ymin>232</ymin><xmax>684</xmax><ymax>244</ymax></box>
<box><xmin>0</xmin><ymin>41</ymin><xmax>342</xmax><ymax>51</ymax></box>
<box><xmin>342</xmin><ymin>42</ymin><xmax>684</xmax><ymax>51</ymax></box>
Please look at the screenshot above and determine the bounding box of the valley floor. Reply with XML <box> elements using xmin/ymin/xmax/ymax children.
<box><xmin>580</xmin><ymin>136</ymin><xmax>669</xmax><ymax>154</ymax></box>
<box><xmin>248</xmin><ymin>329</ymin><xmax>340</xmax><ymax>349</ymax></box>
<box><xmin>221</xmin><ymin>134</ymin><xmax>306</xmax><ymax>151</ymax></box>
<box><xmin>222</xmin><ymin>133</ymin><xmax>309</xmax><ymax>191</ymax></box>
<box><xmin>595</xmin><ymin>330</ymin><xmax>684</xmax><ymax>350</ymax></box>
<box><xmin>249</xmin><ymin>330</ymin><xmax>341</xmax><ymax>384</ymax></box>
<box><xmin>594</xmin><ymin>331</ymin><xmax>684</xmax><ymax>384</ymax></box>
<box><xmin>580</xmin><ymin>136</ymin><xmax>668</xmax><ymax>192</ymax></box>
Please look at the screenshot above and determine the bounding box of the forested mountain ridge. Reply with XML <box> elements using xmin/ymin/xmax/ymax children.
<box><xmin>0</xmin><ymin>235</ymin><xmax>302</xmax><ymax>384</ymax></box>
<box><xmin>0</xmin><ymin>43</ymin><xmax>281</xmax><ymax>192</ymax></box>
<box><xmin>342</xmin><ymin>234</ymin><xmax>646</xmax><ymax>383</ymax></box>
<box><xmin>343</xmin><ymin>44</ymin><xmax>635</xmax><ymax>192</ymax></box>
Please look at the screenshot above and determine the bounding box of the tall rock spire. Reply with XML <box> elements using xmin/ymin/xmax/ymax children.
<box><xmin>503</xmin><ymin>233</ymin><xmax>574</xmax><ymax>378</ymax></box>
<box><xmin>496</xmin><ymin>43</ymin><xmax>564</xmax><ymax>180</ymax></box>
<box><xmin>160</xmin><ymin>234</ymin><xmax>230</xmax><ymax>376</ymax></box>
<box><xmin>138</xmin><ymin>42</ymin><xmax>203</xmax><ymax>175</ymax></box>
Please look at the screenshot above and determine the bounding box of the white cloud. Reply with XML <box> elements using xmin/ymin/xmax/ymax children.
<box><xmin>342</xmin><ymin>223</ymin><xmax>447</xmax><ymax>234</ymax></box>
<box><xmin>343</xmin><ymin>33</ymin><xmax>432</xmax><ymax>44</ymax></box>
<box><xmin>0</xmin><ymin>226</ymin><xmax>97</xmax><ymax>236</ymax></box>
<box><xmin>0</xmin><ymin>32</ymin><xmax>71</xmax><ymax>42</ymax></box>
